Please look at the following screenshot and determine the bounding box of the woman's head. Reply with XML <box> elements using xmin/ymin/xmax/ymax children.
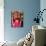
<box><xmin>11</xmin><ymin>10</ymin><xmax>23</xmax><ymax>20</ymax></box>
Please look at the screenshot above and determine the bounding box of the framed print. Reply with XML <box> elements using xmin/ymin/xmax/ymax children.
<box><xmin>11</xmin><ymin>10</ymin><xmax>24</xmax><ymax>28</ymax></box>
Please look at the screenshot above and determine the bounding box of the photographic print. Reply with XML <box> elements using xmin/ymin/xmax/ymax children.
<box><xmin>11</xmin><ymin>10</ymin><xmax>24</xmax><ymax>28</ymax></box>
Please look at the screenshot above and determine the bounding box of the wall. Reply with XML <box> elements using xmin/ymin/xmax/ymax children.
<box><xmin>0</xmin><ymin>0</ymin><xmax>4</xmax><ymax>42</ymax></box>
<box><xmin>4</xmin><ymin>0</ymin><xmax>40</xmax><ymax>42</ymax></box>
<box><xmin>40</xmin><ymin>0</ymin><xmax>46</xmax><ymax>27</ymax></box>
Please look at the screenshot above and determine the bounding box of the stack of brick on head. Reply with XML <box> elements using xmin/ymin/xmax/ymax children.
<box><xmin>23</xmin><ymin>32</ymin><xmax>34</xmax><ymax>46</ymax></box>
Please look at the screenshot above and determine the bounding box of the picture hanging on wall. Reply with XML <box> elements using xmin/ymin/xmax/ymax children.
<box><xmin>11</xmin><ymin>10</ymin><xmax>24</xmax><ymax>28</ymax></box>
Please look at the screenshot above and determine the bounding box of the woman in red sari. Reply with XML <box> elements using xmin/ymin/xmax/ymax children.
<box><xmin>11</xmin><ymin>10</ymin><xmax>23</xmax><ymax>27</ymax></box>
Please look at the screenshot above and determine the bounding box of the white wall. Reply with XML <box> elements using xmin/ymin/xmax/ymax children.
<box><xmin>0</xmin><ymin>0</ymin><xmax>4</xmax><ymax>42</ymax></box>
<box><xmin>40</xmin><ymin>0</ymin><xmax>46</xmax><ymax>26</ymax></box>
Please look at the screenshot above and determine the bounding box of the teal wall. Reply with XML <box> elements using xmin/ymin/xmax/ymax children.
<box><xmin>4</xmin><ymin>0</ymin><xmax>40</xmax><ymax>42</ymax></box>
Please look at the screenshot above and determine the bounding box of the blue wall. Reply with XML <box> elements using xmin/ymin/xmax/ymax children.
<box><xmin>4</xmin><ymin>0</ymin><xmax>40</xmax><ymax>42</ymax></box>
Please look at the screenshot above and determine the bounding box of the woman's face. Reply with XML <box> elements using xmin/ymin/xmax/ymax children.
<box><xmin>13</xmin><ymin>12</ymin><xmax>21</xmax><ymax>19</ymax></box>
<box><xmin>13</xmin><ymin>12</ymin><xmax>18</xmax><ymax>19</ymax></box>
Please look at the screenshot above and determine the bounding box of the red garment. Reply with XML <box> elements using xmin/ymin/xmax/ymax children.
<box><xmin>11</xmin><ymin>19</ymin><xmax>21</xmax><ymax>27</ymax></box>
